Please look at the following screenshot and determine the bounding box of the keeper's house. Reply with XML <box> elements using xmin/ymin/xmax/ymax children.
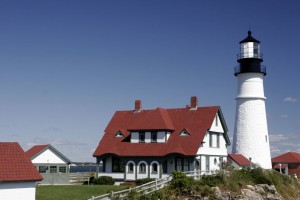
<box><xmin>0</xmin><ymin>142</ymin><xmax>43</xmax><ymax>200</ymax></box>
<box><xmin>93</xmin><ymin>97</ymin><xmax>230</xmax><ymax>181</ymax></box>
<box><xmin>25</xmin><ymin>144</ymin><xmax>72</xmax><ymax>184</ymax></box>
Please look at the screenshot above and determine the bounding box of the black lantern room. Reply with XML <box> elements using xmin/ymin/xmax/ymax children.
<box><xmin>234</xmin><ymin>31</ymin><xmax>266</xmax><ymax>76</ymax></box>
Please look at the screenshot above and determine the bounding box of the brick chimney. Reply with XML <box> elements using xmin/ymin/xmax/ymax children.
<box><xmin>190</xmin><ymin>96</ymin><xmax>198</xmax><ymax>110</ymax></box>
<box><xmin>134</xmin><ymin>100</ymin><xmax>142</xmax><ymax>112</ymax></box>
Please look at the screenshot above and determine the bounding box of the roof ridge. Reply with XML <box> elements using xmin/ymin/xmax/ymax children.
<box><xmin>157</xmin><ymin>108</ymin><xmax>174</xmax><ymax>130</ymax></box>
<box><xmin>115</xmin><ymin>106</ymin><xmax>220</xmax><ymax>113</ymax></box>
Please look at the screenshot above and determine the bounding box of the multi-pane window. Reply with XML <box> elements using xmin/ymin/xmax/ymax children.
<box><xmin>162</xmin><ymin>160</ymin><xmax>168</xmax><ymax>174</ymax></box>
<box><xmin>176</xmin><ymin>157</ymin><xmax>189</xmax><ymax>172</ymax></box>
<box><xmin>209</xmin><ymin>133</ymin><xmax>221</xmax><ymax>148</ymax></box>
<box><xmin>50</xmin><ymin>166</ymin><xmax>57</xmax><ymax>173</ymax></box>
<box><xmin>112</xmin><ymin>157</ymin><xmax>124</xmax><ymax>172</ymax></box>
<box><xmin>209</xmin><ymin>134</ymin><xmax>213</xmax><ymax>147</ymax></box>
<box><xmin>59</xmin><ymin>166</ymin><xmax>67</xmax><ymax>173</ymax></box>
<box><xmin>139</xmin><ymin>132</ymin><xmax>145</xmax><ymax>143</ymax></box>
<box><xmin>151</xmin><ymin>132</ymin><xmax>157</xmax><ymax>142</ymax></box>
<box><xmin>183</xmin><ymin>159</ymin><xmax>189</xmax><ymax>171</ymax></box>
<box><xmin>217</xmin><ymin>134</ymin><xmax>220</xmax><ymax>148</ymax></box>
<box><xmin>176</xmin><ymin>158</ymin><xmax>182</xmax><ymax>171</ymax></box>
<box><xmin>39</xmin><ymin>166</ymin><xmax>47</xmax><ymax>173</ymax></box>
<box><xmin>128</xmin><ymin>163</ymin><xmax>134</xmax><ymax>173</ymax></box>
<box><xmin>139</xmin><ymin>163</ymin><xmax>146</xmax><ymax>174</ymax></box>
<box><xmin>206</xmin><ymin>156</ymin><xmax>210</xmax><ymax>171</ymax></box>
<box><xmin>152</xmin><ymin>163</ymin><xmax>158</xmax><ymax>174</ymax></box>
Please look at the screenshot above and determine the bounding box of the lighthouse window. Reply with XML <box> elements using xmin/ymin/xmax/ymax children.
<box><xmin>265</xmin><ymin>135</ymin><xmax>268</xmax><ymax>142</ymax></box>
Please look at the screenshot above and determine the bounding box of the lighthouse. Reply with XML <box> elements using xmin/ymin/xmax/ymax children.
<box><xmin>232</xmin><ymin>31</ymin><xmax>272</xmax><ymax>169</ymax></box>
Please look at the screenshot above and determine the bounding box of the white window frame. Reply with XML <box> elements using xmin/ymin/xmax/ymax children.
<box><xmin>138</xmin><ymin>161</ymin><xmax>147</xmax><ymax>174</ymax></box>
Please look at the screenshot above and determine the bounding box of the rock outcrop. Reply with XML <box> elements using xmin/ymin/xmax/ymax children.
<box><xmin>183</xmin><ymin>184</ymin><xmax>284</xmax><ymax>200</ymax></box>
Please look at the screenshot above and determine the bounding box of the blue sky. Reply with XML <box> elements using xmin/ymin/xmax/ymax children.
<box><xmin>0</xmin><ymin>1</ymin><xmax>299</xmax><ymax>162</ymax></box>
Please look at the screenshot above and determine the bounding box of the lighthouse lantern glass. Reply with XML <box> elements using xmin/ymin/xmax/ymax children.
<box><xmin>240</xmin><ymin>42</ymin><xmax>260</xmax><ymax>59</ymax></box>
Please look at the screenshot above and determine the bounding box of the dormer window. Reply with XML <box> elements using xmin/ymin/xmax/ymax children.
<box><xmin>115</xmin><ymin>131</ymin><xmax>125</xmax><ymax>138</ymax></box>
<box><xmin>139</xmin><ymin>132</ymin><xmax>145</xmax><ymax>143</ymax></box>
<box><xmin>179</xmin><ymin>129</ymin><xmax>190</xmax><ymax>136</ymax></box>
<box><xmin>130</xmin><ymin>131</ymin><xmax>167</xmax><ymax>143</ymax></box>
<box><xmin>151</xmin><ymin>132</ymin><xmax>157</xmax><ymax>142</ymax></box>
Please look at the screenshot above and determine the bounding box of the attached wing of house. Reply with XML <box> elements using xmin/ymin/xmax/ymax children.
<box><xmin>272</xmin><ymin>152</ymin><xmax>300</xmax><ymax>178</ymax></box>
<box><xmin>228</xmin><ymin>153</ymin><xmax>252</xmax><ymax>169</ymax></box>
<box><xmin>0</xmin><ymin>142</ymin><xmax>43</xmax><ymax>200</ymax></box>
<box><xmin>25</xmin><ymin>144</ymin><xmax>72</xmax><ymax>184</ymax></box>
<box><xmin>93</xmin><ymin>97</ymin><xmax>231</xmax><ymax>180</ymax></box>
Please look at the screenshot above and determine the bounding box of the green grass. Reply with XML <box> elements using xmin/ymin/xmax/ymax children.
<box><xmin>36</xmin><ymin>185</ymin><xmax>128</xmax><ymax>200</ymax></box>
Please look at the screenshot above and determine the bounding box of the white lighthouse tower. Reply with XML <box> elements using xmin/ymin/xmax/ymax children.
<box><xmin>232</xmin><ymin>31</ymin><xmax>272</xmax><ymax>169</ymax></box>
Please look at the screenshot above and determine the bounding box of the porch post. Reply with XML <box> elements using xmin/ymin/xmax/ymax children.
<box><xmin>95</xmin><ymin>158</ymin><xmax>99</xmax><ymax>178</ymax></box>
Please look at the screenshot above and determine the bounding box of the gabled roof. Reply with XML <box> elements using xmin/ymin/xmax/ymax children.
<box><xmin>272</xmin><ymin>152</ymin><xmax>300</xmax><ymax>164</ymax></box>
<box><xmin>228</xmin><ymin>153</ymin><xmax>251</xmax><ymax>166</ymax></box>
<box><xmin>93</xmin><ymin>105</ymin><xmax>230</xmax><ymax>157</ymax></box>
<box><xmin>25</xmin><ymin>144</ymin><xmax>72</xmax><ymax>164</ymax></box>
<box><xmin>25</xmin><ymin>144</ymin><xmax>48</xmax><ymax>159</ymax></box>
<box><xmin>0</xmin><ymin>142</ymin><xmax>43</xmax><ymax>182</ymax></box>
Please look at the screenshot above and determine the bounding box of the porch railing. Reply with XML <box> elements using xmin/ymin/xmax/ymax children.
<box><xmin>97</xmin><ymin>172</ymin><xmax>124</xmax><ymax>180</ymax></box>
<box><xmin>88</xmin><ymin>170</ymin><xmax>216</xmax><ymax>200</ymax></box>
<box><xmin>88</xmin><ymin>175</ymin><xmax>173</xmax><ymax>200</ymax></box>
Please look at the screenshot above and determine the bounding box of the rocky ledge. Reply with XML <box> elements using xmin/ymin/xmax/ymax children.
<box><xmin>183</xmin><ymin>184</ymin><xmax>284</xmax><ymax>200</ymax></box>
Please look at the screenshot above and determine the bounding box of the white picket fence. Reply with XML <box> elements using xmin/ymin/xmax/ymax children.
<box><xmin>88</xmin><ymin>175</ymin><xmax>172</xmax><ymax>200</ymax></box>
<box><xmin>87</xmin><ymin>170</ymin><xmax>214</xmax><ymax>200</ymax></box>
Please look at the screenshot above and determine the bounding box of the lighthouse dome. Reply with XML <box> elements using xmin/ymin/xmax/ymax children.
<box><xmin>239</xmin><ymin>31</ymin><xmax>260</xmax><ymax>44</ymax></box>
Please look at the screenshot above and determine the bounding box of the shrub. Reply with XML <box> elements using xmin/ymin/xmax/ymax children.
<box><xmin>199</xmin><ymin>173</ymin><xmax>224</xmax><ymax>187</ymax></box>
<box><xmin>200</xmin><ymin>185</ymin><xmax>211</xmax><ymax>197</ymax></box>
<box><xmin>136</xmin><ymin>178</ymin><xmax>155</xmax><ymax>186</ymax></box>
<box><xmin>93</xmin><ymin>176</ymin><xmax>115</xmax><ymax>185</ymax></box>
<box><xmin>170</xmin><ymin>170</ymin><xmax>193</xmax><ymax>193</ymax></box>
<box><xmin>156</xmin><ymin>186</ymin><xmax>177</xmax><ymax>200</ymax></box>
<box><xmin>125</xmin><ymin>189</ymin><xmax>138</xmax><ymax>200</ymax></box>
<box><xmin>249</xmin><ymin>167</ymin><xmax>272</xmax><ymax>185</ymax></box>
<box><xmin>221</xmin><ymin>167</ymin><xmax>253</xmax><ymax>192</ymax></box>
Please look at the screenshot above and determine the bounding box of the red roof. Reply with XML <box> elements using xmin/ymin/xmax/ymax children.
<box><xmin>228</xmin><ymin>154</ymin><xmax>251</xmax><ymax>166</ymax></box>
<box><xmin>0</xmin><ymin>142</ymin><xmax>43</xmax><ymax>182</ymax></box>
<box><xmin>93</xmin><ymin>106</ymin><xmax>229</xmax><ymax>157</ymax></box>
<box><xmin>25</xmin><ymin>144</ymin><xmax>72</xmax><ymax>164</ymax></box>
<box><xmin>25</xmin><ymin>144</ymin><xmax>48</xmax><ymax>159</ymax></box>
<box><xmin>272</xmin><ymin>152</ymin><xmax>300</xmax><ymax>163</ymax></box>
